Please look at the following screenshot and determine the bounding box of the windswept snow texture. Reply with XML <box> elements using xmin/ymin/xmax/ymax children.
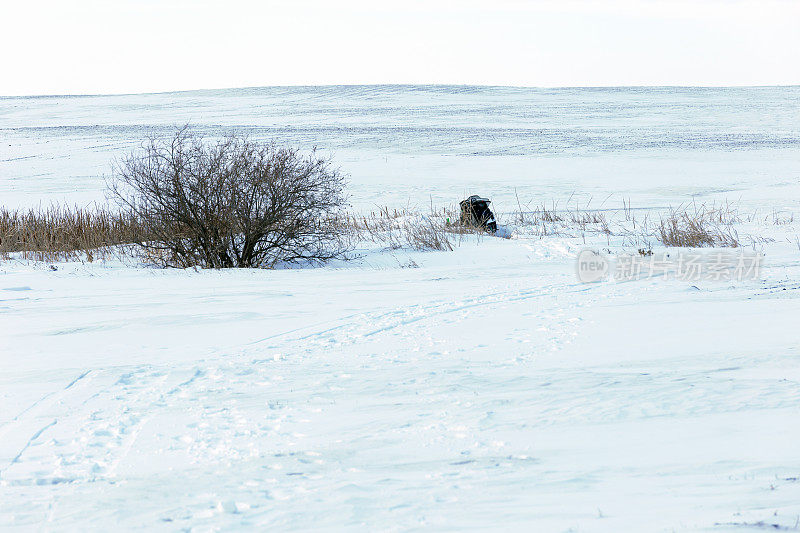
<box><xmin>2</xmin><ymin>86</ymin><xmax>800</xmax><ymax>531</ymax></box>
<box><xmin>2</xmin><ymin>86</ymin><xmax>800</xmax><ymax>210</ymax></box>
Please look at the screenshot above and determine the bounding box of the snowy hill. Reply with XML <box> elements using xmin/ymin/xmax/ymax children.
<box><xmin>2</xmin><ymin>86</ymin><xmax>800</xmax><ymax>531</ymax></box>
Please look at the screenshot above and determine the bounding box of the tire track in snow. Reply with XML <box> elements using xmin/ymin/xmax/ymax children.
<box><xmin>58</xmin><ymin>366</ymin><xmax>184</xmax><ymax>482</ymax></box>
<box><xmin>0</xmin><ymin>366</ymin><xmax>196</xmax><ymax>488</ymax></box>
<box><xmin>0</xmin><ymin>370</ymin><xmax>94</xmax><ymax>439</ymax></box>
<box><xmin>104</xmin><ymin>369</ymin><xmax>175</xmax><ymax>478</ymax></box>
<box><xmin>243</xmin><ymin>280</ymin><xmax>597</xmax><ymax>355</ymax></box>
<box><xmin>0</xmin><ymin>419</ymin><xmax>58</xmax><ymax>481</ymax></box>
<box><xmin>242</xmin><ymin>282</ymin><xmax>568</xmax><ymax>347</ymax></box>
<box><xmin>0</xmin><ymin>370</ymin><xmax>96</xmax><ymax>481</ymax></box>
<box><xmin>359</xmin><ymin>282</ymin><xmax>595</xmax><ymax>339</ymax></box>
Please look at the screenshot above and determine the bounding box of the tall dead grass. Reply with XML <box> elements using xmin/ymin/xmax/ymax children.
<box><xmin>508</xmin><ymin>198</ymin><xmax>611</xmax><ymax>240</ymax></box>
<box><xmin>504</xmin><ymin>196</ymin><xmax>750</xmax><ymax>249</ymax></box>
<box><xmin>0</xmin><ymin>205</ymin><xmax>149</xmax><ymax>261</ymax></box>
<box><xmin>0</xmin><ymin>202</ymin><xmax>486</xmax><ymax>264</ymax></box>
<box><xmin>2</xmin><ymin>196</ymin><xmax>779</xmax><ymax>266</ymax></box>
<box><xmin>656</xmin><ymin>205</ymin><xmax>740</xmax><ymax>248</ymax></box>
<box><xmin>341</xmin><ymin>205</ymin><xmax>484</xmax><ymax>252</ymax></box>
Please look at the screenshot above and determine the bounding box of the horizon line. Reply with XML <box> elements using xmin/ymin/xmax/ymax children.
<box><xmin>2</xmin><ymin>83</ymin><xmax>799</xmax><ymax>99</ymax></box>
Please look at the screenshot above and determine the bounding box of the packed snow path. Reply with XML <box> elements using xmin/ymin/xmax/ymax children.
<box><xmin>2</xmin><ymin>239</ymin><xmax>800</xmax><ymax>531</ymax></box>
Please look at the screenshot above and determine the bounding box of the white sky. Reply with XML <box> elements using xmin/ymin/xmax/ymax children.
<box><xmin>2</xmin><ymin>0</ymin><xmax>799</xmax><ymax>95</ymax></box>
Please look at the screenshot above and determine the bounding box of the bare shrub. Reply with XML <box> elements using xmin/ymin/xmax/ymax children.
<box><xmin>110</xmin><ymin>130</ymin><xmax>349</xmax><ymax>268</ymax></box>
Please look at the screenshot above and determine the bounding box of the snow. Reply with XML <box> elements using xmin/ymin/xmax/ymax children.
<box><xmin>2</xmin><ymin>86</ymin><xmax>800</xmax><ymax>531</ymax></box>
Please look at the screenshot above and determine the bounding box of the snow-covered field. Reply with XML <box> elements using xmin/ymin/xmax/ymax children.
<box><xmin>2</xmin><ymin>86</ymin><xmax>800</xmax><ymax>531</ymax></box>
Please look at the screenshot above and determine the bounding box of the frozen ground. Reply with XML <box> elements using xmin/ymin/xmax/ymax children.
<box><xmin>2</xmin><ymin>86</ymin><xmax>800</xmax><ymax>531</ymax></box>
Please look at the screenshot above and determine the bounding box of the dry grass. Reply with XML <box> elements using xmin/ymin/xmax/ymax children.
<box><xmin>3</xmin><ymin>195</ymin><xmax>787</xmax><ymax>265</ymax></box>
<box><xmin>404</xmin><ymin>218</ymin><xmax>454</xmax><ymax>251</ymax></box>
<box><xmin>508</xmin><ymin>196</ymin><xmax>611</xmax><ymax>240</ymax></box>
<box><xmin>352</xmin><ymin>197</ymin><xmax>787</xmax><ymax>253</ymax></box>
<box><xmin>0</xmin><ymin>205</ymin><xmax>148</xmax><ymax>262</ymax></box>
<box><xmin>502</xmin><ymin>196</ymin><xmax>762</xmax><ymax>250</ymax></box>
<box><xmin>656</xmin><ymin>206</ymin><xmax>740</xmax><ymax>248</ymax></box>
<box><xmin>341</xmin><ymin>205</ymin><xmax>484</xmax><ymax>252</ymax></box>
<box><xmin>0</xmin><ymin>203</ymin><xmax>482</xmax><ymax>264</ymax></box>
<box><xmin>770</xmin><ymin>210</ymin><xmax>795</xmax><ymax>225</ymax></box>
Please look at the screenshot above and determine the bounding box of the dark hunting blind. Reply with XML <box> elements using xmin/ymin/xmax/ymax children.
<box><xmin>459</xmin><ymin>195</ymin><xmax>497</xmax><ymax>233</ymax></box>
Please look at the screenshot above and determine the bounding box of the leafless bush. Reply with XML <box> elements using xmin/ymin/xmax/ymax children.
<box><xmin>0</xmin><ymin>205</ymin><xmax>147</xmax><ymax>262</ymax></box>
<box><xmin>109</xmin><ymin>129</ymin><xmax>349</xmax><ymax>268</ymax></box>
